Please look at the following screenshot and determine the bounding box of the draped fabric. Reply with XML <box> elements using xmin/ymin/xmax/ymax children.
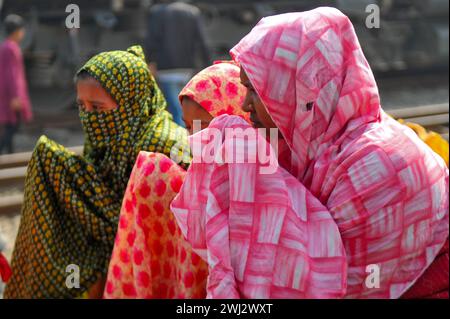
<box><xmin>172</xmin><ymin>7</ymin><xmax>449</xmax><ymax>298</ymax></box>
<box><xmin>179</xmin><ymin>60</ymin><xmax>250</xmax><ymax>121</ymax></box>
<box><xmin>4</xmin><ymin>45</ymin><xmax>190</xmax><ymax>298</ymax></box>
<box><xmin>104</xmin><ymin>152</ymin><xmax>208</xmax><ymax>298</ymax></box>
<box><xmin>104</xmin><ymin>61</ymin><xmax>248</xmax><ymax>298</ymax></box>
<box><xmin>171</xmin><ymin>114</ymin><xmax>348</xmax><ymax>298</ymax></box>
<box><xmin>400</xmin><ymin>122</ymin><xmax>449</xmax><ymax>299</ymax></box>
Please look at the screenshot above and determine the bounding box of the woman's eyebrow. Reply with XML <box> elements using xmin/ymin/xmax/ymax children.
<box><xmin>89</xmin><ymin>100</ymin><xmax>105</xmax><ymax>105</ymax></box>
<box><xmin>83</xmin><ymin>100</ymin><xmax>105</xmax><ymax>105</ymax></box>
<box><xmin>76</xmin><ymin>98</ymin><xmax>105</xmax><ymax>105</ymax></box>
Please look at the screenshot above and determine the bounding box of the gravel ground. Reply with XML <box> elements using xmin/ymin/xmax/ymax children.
<box><xmin>0</xmin><ymin>74</ymin><xmax>448</xmax><ymax>298</ymax></box>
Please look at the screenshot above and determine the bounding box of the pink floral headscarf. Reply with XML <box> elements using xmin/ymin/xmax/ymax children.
<box><xmin>179</xmin><ymin>61</ymin><xmax>250</xmax><ymax>121</ymax></box>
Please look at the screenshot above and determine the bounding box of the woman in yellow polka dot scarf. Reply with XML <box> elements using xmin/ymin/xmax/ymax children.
<box><xmin>4</xmin><ymin>45</ymin><xmax>190</xmax><ymax>298</ymax></box>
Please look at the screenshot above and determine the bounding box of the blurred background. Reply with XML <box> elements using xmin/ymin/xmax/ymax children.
<box><xmin>0</xmin><ymin>0</ymin><xmax>448</xmax><ymax>297</ymax></box>
<box><xmin>0</xmin><ymin>0</ymin><xmax>448</xmax><ymax>152</ymax></box>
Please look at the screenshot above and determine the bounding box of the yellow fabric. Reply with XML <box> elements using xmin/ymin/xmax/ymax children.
<box><xmin>398</xmin><ymin>119</ymin><xmax>449</xmax><ymax>167</ymax></box>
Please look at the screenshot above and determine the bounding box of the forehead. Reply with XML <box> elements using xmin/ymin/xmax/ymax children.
<box><xmin>77</xmin><ymin>76</ymin><xmax>103</xmax><ymax>87</ymax></box>
<box><xmin>182</xmin><ymin>97</ymin><xmax>202</xmax><ymax>113</ymax></box>
<box><xmin>76</xmin><ymin>78</ymin><xmax>111</xmax><ymax>98</ymax></box>
<box><xmin>181</xmin><ymin>97</ymin><xmax>212</xmax><ymax>118</ymax></box>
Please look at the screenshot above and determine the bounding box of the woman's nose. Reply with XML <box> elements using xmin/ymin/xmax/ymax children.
<box><xmin>83</xmin><ymin>104</ymin><xmax>94</xmax><ymax>112</ymax></box>
<box><xmin>241</xmin><ymin>94</ymin><xmax>253</xmax><ymax>113</ymax></box>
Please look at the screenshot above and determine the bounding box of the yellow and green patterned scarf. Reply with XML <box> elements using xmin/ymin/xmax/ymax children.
<box><xmin>4</xmin><ymin>45</ymin><xmax>190</xmax><ymax>298</ymax></box>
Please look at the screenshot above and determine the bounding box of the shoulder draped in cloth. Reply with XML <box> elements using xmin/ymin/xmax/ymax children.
<box><xmin>4</xmin><ymin>45</ymin><xmax>190</xmax><ymax>298</ymax></box>
<box><xmin>171</xmin><ymin>7</ymin><xmax>449</xmax><ymax>298</ymax></box>
<box><xmin>103</xmin><ymin>61</ymin><xmax>249</xmax><ymax>299</ymax></box>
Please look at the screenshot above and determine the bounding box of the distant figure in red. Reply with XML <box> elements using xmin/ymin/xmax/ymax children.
<box><xmin>0</xmin><ymin>14</ymin><xmax>32</xmax><ymax>154</ymax></box>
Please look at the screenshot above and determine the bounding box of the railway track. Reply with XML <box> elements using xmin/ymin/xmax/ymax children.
<box><xmin>0</xmin><ymin>103</ymin><xmax>448</xmax><ymax>216</ymax></box>
<box><xmin>0</xmin><ymin>146</ymin><xmax>83</xmax><ymax>215</ymax></box>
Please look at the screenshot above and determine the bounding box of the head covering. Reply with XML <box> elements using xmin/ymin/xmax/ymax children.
<box><xmin>78</xmin><ymin>46</ymin><xmax>156</xmax><ymax>149</ymax></box>
<box><xmin>77</xmin><ymin>45</ymin><xmax>190</xmax><ymax>192</ymax></box>
<box><xmin>4</xmin><ymin>46</ymin><xmax>190</xmax><ymax>298</ymax></box>
<box><xmin>230</xmin><ymin>8</ymin><xmax>380</xmax><ymax>182</ymax></box>
<box><xmin>178</xmin><ymin>61</ymin><xmax>250</xmax><ymax>121</ymax></box>
<box><xmin>103</xmin><ymin>63</ymin><xmax>252</xmax><ymax>299</ymax></box>
<box><xmin>171</xmin><ymin>7</ymin><xmax>448</xmax><ymax>299</ymax></box>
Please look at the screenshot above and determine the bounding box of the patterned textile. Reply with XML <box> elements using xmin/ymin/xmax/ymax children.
<box><xmin>104</xmin><ymin>152</ymin><xmax>208</xmax><ymax>298</ymax></box>
<box><xmin>399</xmin><ymin>121</ymin><xmax>449</xmax><ymax>167</ymax></box>
<box><xmin>104</xmin><ymin>61</ymin><xmax>248</xmax><ymax>298</ymax></box>
<box><xmin>171</xmin><ymin>115</ymin><xmax>348</xmax><ymax>298</ymax></box>
<box><xmin>4</xmin><ymin>45</ymin><xmax>190</xmax><ymax>298</ymax></box>
<box><xmin>172</xmin><ymin>7</ymin><xmax>449</xmax><ymax>298</ymax></box>
<box><xmin>399</xmin><ymin>123</ymin><xmax>448</xmax><ymax>299</ymax></box>
<box><xmin>179</xmin><ymin>61</ymin><xmax>250</xmax><ymax>121</ymax></box>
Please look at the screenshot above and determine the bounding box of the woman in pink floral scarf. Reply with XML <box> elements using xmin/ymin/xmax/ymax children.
<box><xmin>103</xmin><ymin>61</ymin><xmax>249</xmax><ymax>298</ymax></box>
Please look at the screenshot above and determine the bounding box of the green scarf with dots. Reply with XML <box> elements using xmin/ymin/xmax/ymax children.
<box><xmin>4</xmin><ymin>45</ymin><xmax>190</xmax><ymax>298</ymax></box>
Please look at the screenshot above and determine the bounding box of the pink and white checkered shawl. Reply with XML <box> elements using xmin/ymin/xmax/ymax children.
<box><xmin>172</xmin><ymin>7</ymin><xmax>449</xmax><ymax>298</ymax></box>
<box><xmin>171</xmin><ymin>114</ymin><xmax>347</xmax><ymax>298</ymax></box>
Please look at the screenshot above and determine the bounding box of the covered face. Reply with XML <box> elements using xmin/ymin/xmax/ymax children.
<box><xmin>230</xmin><ymin>7</ymin><xmax>381</xmax><ymax>180</ymax></box>
<box><xmin>179</xmin><ymin>61</ymin><xmax>250</xmax><ymax>134</ymax></box>
<box><xmin>76</xmin><ymin>74</ymin><xmax>118</xmax><ymax>113</ymax></box>
<box><xmin>76</xmin><ymin>45</ymin><xmax>163</xmax><ymax>152</ymax></box>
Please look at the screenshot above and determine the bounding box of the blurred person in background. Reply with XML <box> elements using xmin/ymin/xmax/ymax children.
<box><xmin>145</xmin><ymin>0</ymin><xmax>211</xmax><ymax>127</ymax></box>
<box><xmin>0</xmin><ymin>14</ymin><xmax>32</xmax><ymax>154</ymax></box>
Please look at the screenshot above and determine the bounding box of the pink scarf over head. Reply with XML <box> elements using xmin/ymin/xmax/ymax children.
<box><xmin>230</xmin><ymin>7</ymin><xmax>449</xmax><ymax>298</ymax></box>
<box><xmin>230</xmin><ymin>7</ymin><xmax>381</xmax><ymax>183</ymax></box>
<box><xmin>172</xmin><ymin>7</ymin><xmax>449</xmax><ymax>299</ymax></box>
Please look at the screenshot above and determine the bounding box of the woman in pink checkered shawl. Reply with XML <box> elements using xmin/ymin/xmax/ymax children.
<box><xmin>171</xmin><ymin>7</ymin><xmax>449</xmax><ymax>298</ymax></box>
